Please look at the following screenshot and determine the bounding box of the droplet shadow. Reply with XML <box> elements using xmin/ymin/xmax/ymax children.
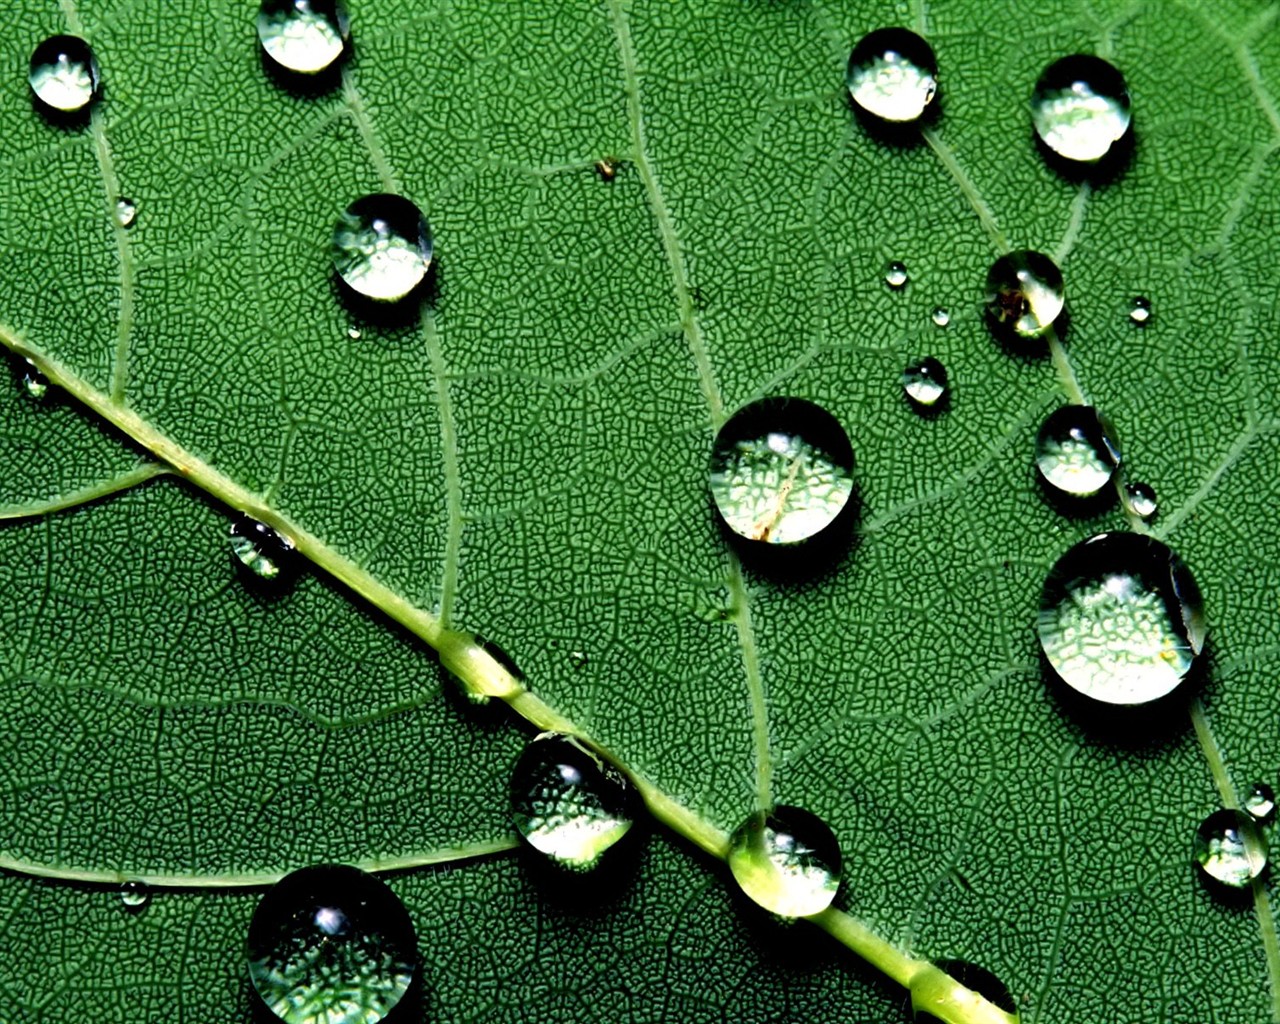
<box><xmin>1034</xmin><ymin>124</ymin><xmax>1135</xmax><ymax>186</ymax></box>
<box><xmin>331</xmin><ymin>257</ymin><xmax>438</xmax><ymax>331</ymax></box>
<box><xmin>514</xmin><ymin>819</ymin><xmax>651</xmax><ymax>915</ymax></box>
<box><xmin>721</xmin><ymin>485</ymin><xmax>862</xmax><ymax>587</ymax></box>
<box><xmin>848</xmin><ymin>88</ymin><xmax>942</xmax><ymax>149</ymax></box>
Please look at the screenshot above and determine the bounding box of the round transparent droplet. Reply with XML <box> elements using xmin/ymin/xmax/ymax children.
<box><xmin>1194</xmin><ymin>809</ymin><xmax>1268</xmax><ymax>889</ymax></box>
<box><xmin>931</xmin><ymin>306</ymin><xmax>950</xmax><ymax>327</ymax></box>
<box><xmin>21</xmin><ymin>360</ymin><xmax>49</xmax><ymax>400</ymax></box>
<box><xmin>119</xmin><ymin>880</ymin><xmax>150</xmax><ymax>911</ymax></box>
<box><xmin>1129</xmin><ymin>296</ymin><xmax>1151</xmax><ymax>324</ymax></box>
<box><xmin>114</xmin><ymin>197</ymin><xmax>136</xmax><ymax>228</ymax></box>
<box><xmin>510</xmin><ymin>733</ymin><xmax>637</xmax><ymax>871</ymax></box>
<box><xmin>728</xmin><ymin>805</ymin><xmax>842</xmax><ymax>918</ymax></box>
<box><xmin>709</xmin><ymin>398</ymin><xmax>855</xmax><ymax>546</ymax></box>
<box><xmin>1124</xmin><ymin>481</ymin><xmax>1158</xmax><ymax>521</ymax></box>
<box><xmin>257</xmin><ymin>0</ymin><xmax>350</xmax><ymax>75</ymax></box>
<box><xmin>1246</xmin><ymin>783</ymin><xmax>1277</xmax><ymax>825</ymax></box>
<box><xmin>1038</xmin><ymin>532</ymin><xmax>1206</xmax><ymax>706</ymax></box>
<box><xmin>229</xmin><ymin>515</ymin><xmax>296</xmax><ymax>581</ymax></box>
<box><xmin>247</xmin><ymin>864</ymin><xmax>417</xmax><ymax>1024</ymax></box>
<box><xmin>332</xmin><ymin>194</ymin><xmax>433</xmax><ymax>303</ymax></box>
<box><xmin>346</xmin><ymin>326</ymin><xmax>362</xmax><ymax>340</ymax></box>
<box><xmin>884</xmin><ymin>260</ymin><xmax>909</xmax><ymax>289</ymax></box>
<box><xmin>569</xmin><ymin>649</ymin><xmax>588</xmax><ymax>670</ymax></box>
<box><xmin>846</xmin><ymin>27</ymin><xmax>938</xmax><ymax>124</ymax></box>
<box><xmin>1032</xmin><ymin>54</ymin><xmax>1131</xmax><ymax>164</ymax></box>
<box><xmin>985</xmin><ymin>250</ymin><xmax>1065</xmax><ymax>341</ymax></box>
<box><xmin>902</xmin><ymin>357</ymin><xmax>948</xmax><ymax>408</ymax></box>
<box><xmin>912</xmin><ymin>959</ymin><xmax>1020</xmax><ymax>1023</ymax></box>
<box><xmin>29</xmin><ymin>35</ymin><xmax>100</xmax><ymax>114</ymax></box>
<box><xmin>1035</xmin><ymin>405</ymin><xmax>1121</xmax><ymax>499</ymax></box>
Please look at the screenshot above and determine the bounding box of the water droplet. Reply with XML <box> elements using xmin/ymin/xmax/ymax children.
<box><xmin>346</xmin><ymin>326</ymin><xmax>361</xmax><ymax>340</ymax></box>
<box><xmin>1129</xmin><ymin>296</ymin><xmax>1151</xmax><ymax>324</ymax></box>
<box><xmin>913</xmin><ymin>959</ymin><xmax>1020</xmax><ymax>1023</ymax></box>
<box><xmin>727</xmin><ymin>805</ymin><xmax>842</xmax><ymax>918</ymax></box>
<box><xmin>248</xmin><ymin>864</ymin><xmax>417</xmax><ymax>1024</ymax></box>
<box><xmin>985</xmin><ymin>250</ymin><xmax>1065</xmax><ymax>341</ymax></box>
<box><xmin>930</xmin><ymin>306</ymin><xmax>950</xmax><ymax>327</ymax></box>
<box><xmin>902</xmin><ymin>357</ymin><xmax>948</xmax><ymax>409</ymax></box>
<box><xmin>119</xmin><ymin>880</ymin><xmax>150</xmax><ymax>911</ymax></box>
<box><xmin>21</xmin><ymin>360</ymin><xmax>49</xmax><ymax>400</ymax></box>
<box><xmin>594</xmin><ymin>157</ymin><xmax>619</xmax><ymax>181</ymax></box>
<box><xmin>510</xmin><ymin>733</ymin><xmax>638</xmax><ymax>871</ymax></box>
<box><xmin>884</xmin><ymin>260</ymin><xmax>909</xmax><ymax>289</ymax></box>
<box><xmin>569</xmin><ymin>650</ymin><xmax>588</xmax><ymax>670</ymax></box>
<box><xmin>709</xmin><ymin>398</ymin><xmax>855</xmax><ymax>546</ymax></box>
<box><xmin>1035</xmin><ymin>405</ymin><xmax>1121</xmax><ymax>499</ymax></box>
<box><xmin>1032</xmin><ymin>54</ymin><xmax>1131</xmax><ymax>164</ymax></box>
<box><xmin>257</xmin><ymin>0</ymin><xmax>350</xmax><ymax>76</ymax></box>
<box><xmin>1038</xmin><ymin>532</ymin><xmax>1206</xmax><ymax>706</ymax></box>
<box><xmin>1194</xmin><ymin>809</ymin><xmax>1268</xmax><ymax>889</ymax></box>
<box><xmin>1246</xmin><ymin>783</ymin><xmax>1277</xmax><ymax>824</ymax></box>
<box><xmin>229</xmin><ymin>515</ymin><xmax>296</xmax><ymax>581</ymax></box>
<box><xmin>846</xmin><ymin>28</ymin><xmax>938</xmax><ymax>124</ymax></box>
<box><xmin>332</xmin><ymin>194</ymin><xmax>433</xmax><ymax>304</ymax></box>
<box><xmin>442</xmin><ymin>631</ymin><xmax>526</xmax><ymax>704</ymax></box>
<box><xmin>28</xmin><ymin>35</ymin><xmax>100</xmax><ymax>115</ymax></box>
<box><xmin>1124</xmin><ymin>481</ymin><xmax>1158</xmax><ymax>521</ymax></box>
<box><xmin>114</xmin><ymin>197</ymin><xmax>136</xmax><ymax>228</ymax></box>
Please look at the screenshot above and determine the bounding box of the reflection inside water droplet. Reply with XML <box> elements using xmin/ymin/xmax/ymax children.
<box><xmin>29</xmin><ymin>35</ymin><xmax>100</xmax><ymax>114</ymax></box>
<box><xmin>985</xmin><ymin>250</ymin><xmax>1064</xmax><ymax>341</ymax></box>
<box><xmin>21</xmin><ymin>360</ymin><xmax>49</xmax><ymax>400</ymax></box>
<box><xmin>229</xmin><ymin>515</ymin><xmax>296</xmax><ymax>581</ymax></box>
<box><xmin>902</xmin><ymin>357</ymin><xmax>948</xmax><ymax>408</ymax></box>
<box><xmin>846</xmin><ymin>27</ymin><xmax>938</xmax><ymax>124</ymax></box>
<box><xmin>1035</xmin><ymin>405</ymin><xmax>1121</xmax><ymax>499</ymax></box>
<box><xmin>1032</xmin><ymin>54</ymin><xmax>1131</xmax><ymax>164</ymax></box>
<box><xmin>332</xmin><ymin>194</ymin><xmax>433</xmax><ymax>303</ymax></box>
<box><xmin>1194</xmin><ymin>809</ymin><xmax>1268</xmax><ymax>889</ymax></box>
<box><xmin>728</xmin><ymin>805</ymin><xmax>842</xmax><ymax>918</ymax></box>
<box><xmin>257</xmin><ymin>0</ymin><xmax>350</xmax><ymax>76</ymax></box>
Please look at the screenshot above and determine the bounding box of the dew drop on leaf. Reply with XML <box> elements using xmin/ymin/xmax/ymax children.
<box><xmin>883</xmin><ymin>260</ymin><xmax>909</xmax><ymax>289</ymax></box>
<box><xmin>257</xmin><ymin>0</ymin><xmax>350</xmax><ymax>76</ymax></box>
<box><xmin>229</xmin><ymin>515</ymin><xmax>296</xmax><ymax>581</ymax></box>
<box><xmin>1194</xmin><ymin>809</ymin><xmax>1268</xmax><ymax>889</ymax></box>
<box><xmin>727</xmin><ymin>805</ymin><xmax>842</xmax><ymax>918</ymax></box>
<box><xmin>930</xmin><ymin>306</ymin><xmax>950</xmax><ymax>327</ymax></box>
<box><xmin>28</xmin><ymin>35</ymin><xmax>99</xmax><ymax>115</ymax></box>
<box><xmin>346</xmin><ymin>325</ymin><xmax>362</xmax><ymax>340</ymax></box>
<box><xmin>247</xmin><ymin>864</ymin><xmax>418</xmax><ymax>1024</ymax></box>
<box><xmin>913</xmin><ymin>959</ymin><xmax>1020</xmax><ymax>1023</ymax></box>
<box><xmin>20</xmin><ymin>360</ymin><xmax>48</xmax><ymax>400</ymax></box>
<box><xmin>902</xmin><ymin>357</ymin><xmax>948</xmax><ymax>409</ymax></box>
<box><xmin>443</xmin><ymin>631</ymin><xmax>526</xmax><ymax>704</ymax></box>
<box><xmin>1128</xmin><ymin>295</ymin><xmax>1151</xmax><ymax>324</ymax></box>
<box><xmin>708</xmin><ymin>398</ymin><xmax>854</xmax><ymax>546</ymax></box>
<box><xmin>1031</xmin><ymin>54</ymin><xmax>1131</xmax><ymax>164</ymax></box>
<box><xmin>1038</xmin><ymin>532</ymin><xmax>1206</xmax><ymax>706</ymax></box>
<box><xmin>119</xmin><ymin>880</ymin><xmax>150</xmax><ymax>911</ymax></box>
<box><xmin>332</xmin><ymin>194</ymin><xmax>433</xmax><ymax>304</ymax></box>
<box><xmin>1245</xmin><ymin>783</ymin><xmax>1277</xmax><ymax>824</ymax></box>
<box><xmin>984</xmin><ymin>250</ymin><xmax>1064</xmax><ymax>342</ymax></box>
<box><xmin>114</xmin><ymin>197</ymin><xmax>136</xmax><ymax>228</ymax></box>
<box><xmin>510</xmin><ymin>733</ymin><xmax>638</xmax><ymax>871</ymax></box>
<box><xmin>1035</xmin><ymin>405</ymin><xmax>1121</xmax><ymax>499</ymax></box>
<box><xmin>1124</xmin><ymin>480</ymin><xmax>1158</xmax><ymax>521</ymax></box>
<box><xmin>846</xmin><ymin>28</ymin><xmax>938</xmax><ymax>124</ymax></box>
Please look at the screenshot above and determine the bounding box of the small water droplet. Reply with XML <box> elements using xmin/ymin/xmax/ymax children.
<box><xmin>709</xmin><ymin>398</ymin><xmax>855</xmax><ymax>546</ymax></box>
<box><xmin>119</xmin><ymin>880</ymin><xmax>150</xmax><ymax>911</ymax></box>
<box><xmin>21</xmin><ymin>360</ymin><xmax>49</xmax><ymax>400</ymax></box>
<box><xmin>913</xmin><ymin>960</ymin><xmax>1020</xmax><ymax>1023</ymax></box>
<box><xmin>930</xmin><ymin>306</ymin><xmax>950</xmax><ymax>327</ymax></box>
<box><xmin>594</xmin><ymin>157</ymin><xmax>619</xmax><ymax>181</ymax></box>
<box><xmin>1124</xmin><ymin>481</ymin><xmax>1158</xmax><ymax>521</ymax></box>
<box><xmin>985</xmin><ymin>250</ymin><xmax>1065</xmax><ymax>341</ymax></box>
<box><xmin>883</xmin><ymin>260</ymin><xmax>909</xmax><ymax>289</ymax></box>
<box><xmin>1032</xmin><ymin>54</ymin><xmax>1131</xmax><ymax>164</ymax></box>
<box><xmin>257</xmin><ymin>0</ymin><xmax>350</xmax><ymax>76</ymax></box>
<box><xmin>346</xmin><ymin>326</ymin><xmax>361</xmax><ymax>340</ymax></box>
<box><xmin>29</xmin><ymin>35</ymin><xmax>100</xmax><ymax>115</ymax></box>
<box><xmin>229</xmin><ymin>515</ymin><xmax>296</xmax><ymax>581</ymax></box>
<box><xmin>510</xmin><ymin>733</ymin><xmax>638</xmax><ymax>871</ymax></box>
<box><xmin>114</xmin><ymin>197</ymin><xmax>136</xmax><ymax>228</ymax></box>
<box><xmin>1128</xmin><ymin>296</ymin><xmax>1151</xmax><ymax>324</ymax></box>
<box><xmin>248</xmin><ymin>864</ymin><xmax>417</xmax><ymax>1024</ymax></box>
<box><xmin>1038</xmin><ymin>532</ymin><xmax>1206</xmax><ymax>706</ymax></box>
<box><xmin>728</xmin><ymin>805</ymin><xmax>842</xmax><ymax>918</ymax></box>
<box><xmin>332</xmin><ymin>194</ymin><xmax>433</xmax><ymax>304</ymax></box>
<box><xmin>1035</xmin><ymin>405</ymin><xmax>1121</xmax><ymax>499</ymax></box>
<box><xmin>902</xmin><ymin>357</ymin><xmax>948</xmax><ymax>409</ymax></box>
<box><xmin>1246</xmin><ymin>783</ymin><xmax>1277</xmax><ymax>824</ymax></box>
<box><xmin>443</xmin><ymin>631</ymin><xmax>526</xmax><ymax>704</ymax></box>
<box><xmin>1194</xmin><ymin>809</ymin><xmax>1268</xmax><ymax>889</ymax></box>
<box><xmin>846</xmin><ymin>28</ymin><xmax>938</xmax><ymax>124</ymax></box>
<box><xmin>569</xmin><ymin>650</ymin><xmax>588</xmax><ymax>670</ymax></box>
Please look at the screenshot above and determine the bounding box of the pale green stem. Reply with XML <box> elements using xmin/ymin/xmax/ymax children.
<box><xmin>920</xmin><ymin>126</ymin><xmax>1009</xmax><ymax>253</ymax></box>
<box><xmin>0</xmin><ymin>463</ymin><xmax>168</xmax><ymax>520</ymax></box>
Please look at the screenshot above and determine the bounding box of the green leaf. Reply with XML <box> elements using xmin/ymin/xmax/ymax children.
<box><xmin>3</xmin><ymin>0</ymin><xmax>1280</xmax><ymax>1021</ymax></box>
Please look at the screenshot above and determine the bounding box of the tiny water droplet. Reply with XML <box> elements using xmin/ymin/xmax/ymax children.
<box><xmin>728</xmin><ymin>805</ymin><xmax>842</xmax><ymax>918</ymax></box>
<box><xmin>332</xmin><ymin>194</ymin><xmax>433</xmax><ymax>304</ymax></box>
<box><xmin>114</xmin><ymin>197</ymin><xmax>136</xmax><ymax>228</ymax></box>
<box><xmin>1035</xmin><ymin>405</ymin><xmax>1121</xmax><ymax>499</ymax></box>
<box><xmin>1246</xmin><ymin>783</ymin><xmax>1276</xmax><ymax>824</ymax></box>
<box><xmin>21</xmin><ymin>360</ymin><xmax>49</xmax><ymax>400</ymax></box>
<box><xmin>1194</xmin><ymin>809</ymin><xmax>1268</xmax><ymax>889</ymax></box>
<box><xmin>229</xmin><ymin>515</ymin><xmax>296</xmax><ymax>581</ymax></box>
<box><xmin>248</xmin><ymin>864</ymin><xmax>417</xmax><ymax>1024</ymax></box>
<box><xmin>985</xmin><ymin>250</ymin><xmax>1064</xmax><ymax>341</ymax></box>
<box><xmin>257</xmin><ymin>0</ymin><xmax>350</xmax><ymax>76</ymax></box>
<box><xmin>119</xmin><ymin>880</ymin><xmax>150</xmax><ymax>911</ymax></box>
<box><xmin>930</xmin><ymin>306</ymin><xmax>950</xmax><ymax>327</ymax></box>
<box><xmin>709</xmin><ymin>398</ymin><xmax>855</xmax><ymax>546</ymax></box>
<box><xmin>594</xmin><ymin>157</ymin><xmax>619</xmax><ymax>181</ymax></box>
<box><xmin>1128</xmin><ymin>296</ymin><xmax>1151</xmax><ymax>324</ymax></box>
<box><xmin>569</xmin><ymin>649</ymin><xmax>588</xmax><ymax>670</ymax></box>
<box><xmin>346</xmin><ymin>326</ymin><xmax>361</xmax><ymax>340</ymax></box>
<box><xmin>883</xmin><ymin>260</ymin><xmax>909</xmax><ymax>289</ymax></box>
<box><xmin>1124</xmin><ymin>481</ymin><xmax>1158</xmax><ymax>521</ymax></box>
<box><xmin>846</xmin><ymin>27</ymin><xmax>938</xmax><ymax>124</ymax></box>
<box><xmin>510</xmin><ymin>733</ymin><xmax>638</xmax><ymax>871</ymax></box>
<box><xmin>29</xmin><ymin>35</ymin><xmax>100</xmax><ymax>115</ymax></box>
<box><xmin>1032</xmin><ymin>54</ymin><xmax>1131</xmax><ymax>164</ymax></box>
<box><xmin>913</xmin><ymin>959</ymin><xmax>1020</xmax><ymax>1023</ymax></box>
<box><xmin>1038</xmin><ymin>532</ymin><xmax>1206</xmax><ymax>706</ymax></box>
<box><xmin>902</xmin><ymin>357</ymin><xmax>948</xmax><ymax>409</ymax></box>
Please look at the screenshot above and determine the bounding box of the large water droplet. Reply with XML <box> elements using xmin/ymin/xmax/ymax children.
<box><xmin>902</xmin><ymin>357</ymin><xmax>948</xmax><ymax>409</ymax></box>
<box><xmin>1035</xmin><ymin>405</ymin><xmax>1121</xmax><ymax>499</ymax></box>
<box><xmin>728</xmin><ymin>805</ymin><xmax>842</xmax><ymax>918</ymax></box>
<box><xmin>29</xmin><ymin>35</ymin><xmax>100</xmax><ymax>116</ymax></box>
<box><xmin>229</xmin><ymin>515</ymin><xmax>296</xmax><ymax>581</ymax></box>
<box><xmin>257</xmin><ymin>0</ymin><xmax>350</xmax><ymax>76</ymax></box>
<box><xmin>884</xmin><ymin>260</ymin><xmax>909</xmax><ymax>289</ymax></box>
<box><xmin>1124</xmin><ymin>481</ymin><xmax>1158</xmax><ymax>521</ymax></box>
<box><xmin>21</xmin><ymin>360</ymin><xmax>48</xmax><ymax>400</ymax></box>
<box><xmin>931</xmin><ymin>306</ymin><xmax>950</xmax><ymax>327</ymax></box>
<box><xmin>1246</xmin><ymin>783</ymin><xmax>1277</xmax><ymax>824</ymax></box>
<box><xmin>709</xmin><ymin>398</ymin><xmax>855</xmax><ymax>546</ymax></box>
<box><xmin>1128</xmin><ymin>296</ymin><xmax>1151</xmax><ymax>324</ymax></box>
<box><xmin>247</xmin><ymin>864</ymin><xmax>417</xmax><ymax>1024</ymax></box>
<box><xmin>1038</xmin><ymin>533</ymin><xmax>1206</xmax><ymax>706</ymax></box>
<box><xmin>119</xmin><ymin>880</ymin><xmax>150</xmax><ymax>911</ymax></box>
<box><xmin>913</xmin><ymin>959</ymin><xmax>1020</xmax><ymax>1023</ymax></box>
<box><xmin>114</xmin><ymin>197</ymin><xmax>136</xmax><ymax>228</ymax></box>
<box><xmin>1032</xmin><ymin>55</ymin><xmax>1131</xmax><ymax>164</ymax></box>
<box><xmin>1194</xmin><ymin>810</ymin><xmax>1268</xmax><ymax>889</ymax></box>
<box><xmin>846</xmin><ymin>28</ymin><xmax>938</xmax><ymax>124</ymax></box>
<box><xmin>332</xmin><ymin>194</ymin><xmax>433</xmax><ymax>304</ymax></box>
<box><xmin>985</xmin><ymin>250</ymin><xmax>1064</xmax><ymax>341</ymax></box>
<box><xmin>510</xmin><ymin>733</ymin><xmax>638</xmax><ymax>871</ymax></box>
